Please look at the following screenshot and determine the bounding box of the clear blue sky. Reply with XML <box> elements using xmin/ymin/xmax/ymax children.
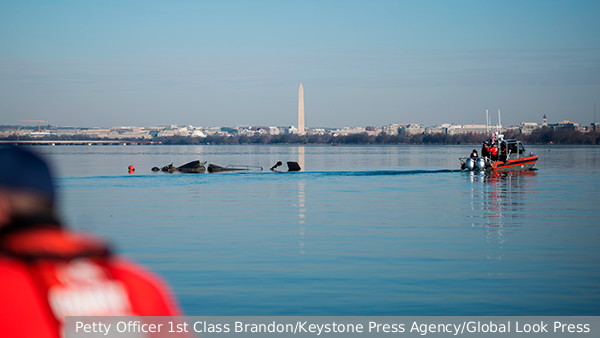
<box><xmin>1</xmin><ymin>0</ymin><xmax>599</xmax><ymax>128</ymax></box>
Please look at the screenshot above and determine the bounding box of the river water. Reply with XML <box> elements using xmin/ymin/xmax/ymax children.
<box><xmin>31</xmin><ymin>144</ymin><xmax>600</xmax><ymax>315</ymax></box>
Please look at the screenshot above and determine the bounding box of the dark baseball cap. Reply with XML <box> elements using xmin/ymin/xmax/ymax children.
<box><xmin>0</xmin><ymin>146</ymin><xmax>55</xmax><ymax>204</ymax></box>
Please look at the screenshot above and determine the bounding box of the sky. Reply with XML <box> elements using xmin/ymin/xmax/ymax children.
<box><xmin>1</xmin><ymin>0</ymin><xmax>599</xmax><ymax>128</ymax></box>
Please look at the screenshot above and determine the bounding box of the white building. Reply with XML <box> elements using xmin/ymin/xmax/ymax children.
<box><xmin>190</xmin><ymin>130</ymin><xmax>207</xmax><ymax>137</ymax></box>
<box><xmin>399</xmin><ymin>124</ymin><xmax>425</xmax><ymax>135</ymax></box>
<box><xmin>383</xmin><ymin>124</ymin><xmax>405</xmax><ymax>135</ymax></box>
<box><xmin>445</xmin><ymin>124</ymin><xmax>490</xmax><ymax>135</ymax></box>
<box><xmin>519</xmin><ymin>122</ymin><xmax>540</xmax><ymax>134</ymax></box>
<box><xmin>333</xmin><ymin>127</ymin><xmax>366</xmax><ymax>136</ymax></box>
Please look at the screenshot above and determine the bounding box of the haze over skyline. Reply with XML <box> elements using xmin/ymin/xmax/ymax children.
<box><xmin>1</xmin><ymin>1</ymin><xmax>599</xmax><ymax>128</ymax></box>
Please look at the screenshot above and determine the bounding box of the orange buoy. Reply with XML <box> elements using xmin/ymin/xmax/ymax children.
<box><xmin>128</xmin><ymin>165</ymin><xmax>135</xmax><ymax>173</ymax></box>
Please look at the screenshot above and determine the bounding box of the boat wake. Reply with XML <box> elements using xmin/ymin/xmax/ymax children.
<box><xmin>312</xmin><ymin>169</ymin><xmax>462</xmax><ymax>177</ymax></box>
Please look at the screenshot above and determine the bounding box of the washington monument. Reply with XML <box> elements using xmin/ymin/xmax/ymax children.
<box><xmin>298</xmin><ymin>83</ymin><xmax>305</xmax><ymax>135</ymax></box>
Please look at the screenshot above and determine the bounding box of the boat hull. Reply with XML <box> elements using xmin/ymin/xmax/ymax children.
<box><xmin>490</xmin><ymin>154</ymin><xmax>538</xmax><ymax>172</ymax></box>
<box><xmin>460</xmin><ymin>154</ymin><xmax>538</xmax><ymax>172</ymax></box>
<box><xmin>460</xmin><ymin>138</ymin><xmax>538</xmax><ymax>172</ymax></box>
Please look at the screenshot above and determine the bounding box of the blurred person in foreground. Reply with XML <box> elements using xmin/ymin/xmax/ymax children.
<box><xmin>0</xmin><ymin>146</ymin><xmax>183</xmax><ymax>337</ymax></box>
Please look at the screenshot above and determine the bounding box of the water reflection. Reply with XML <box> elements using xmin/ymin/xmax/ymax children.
<box><xmin>297</xmin><ymin>146</ymin><xmax>305</xmax><ymax>172</ymax></box>
<box><xmin>298</xmin><ymin>181</ymin><xmax>306</xmax><ymax>254</ymax></box>
<box><xmin>468</xmin><ymin>171</ymin><xmax>538</xmax><ymax>274</ymax></box>
<box><xmin>298</xmin><ymin>146</ymin><xmax>306</xmax><ymax>254</ymax></box>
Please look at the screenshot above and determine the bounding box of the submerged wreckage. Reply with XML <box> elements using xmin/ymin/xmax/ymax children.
<box><xmin>207</xmin><ymin>164</ymin><xmax>263</xmax><ymax>173</ymax></box>
<box><xmin>151</xmin><ymin>160</ymin><xmax>206</xmax><ymax>173</ymax></box>
<box><xmin>151</xmin><ymin>160</ymin><xmax>300</xmax><ymax>174</ymax></box>
<box><xmin>269</xmin><ymin>161</ymin><xmax>301</xmax><ymax>172</ymax></box>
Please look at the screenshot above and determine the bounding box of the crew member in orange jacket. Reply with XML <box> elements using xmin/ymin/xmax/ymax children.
<box><xmin>0</xmin><ymin>146</ymin><xmax>184</xmax><ymax>337</ymax></box>
<box><xmin>490</xmin><ymin>144</ymin><xmax>499</xmax><ymax>161</ymax></box>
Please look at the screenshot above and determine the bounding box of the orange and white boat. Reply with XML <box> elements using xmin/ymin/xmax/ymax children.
<box><xmin>460</xmin><ymin>138</ymin><xmax>538</xmax><ymax>172</ymax></box>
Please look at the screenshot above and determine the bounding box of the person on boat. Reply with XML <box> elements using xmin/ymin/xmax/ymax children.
<box><xmin>470</xmin><ymin>149</ymin><xmax>478</xmax><ymax>158</ymax></box>
<box><xmin>490</xmin><ymin>143</ymin><xmax>499</xmax><ymax>161</ymax></box>
<box><xmin>0</xmin><ymin>146</ymin><xmax>184</xmax><ymax>337</ymax></box>
<box><xmin>481</xmin><ymin>142</ymin><xmax>490</xmax><ymax>158</ymax></box>
<box><xmin>499</xmin><ymin>142</ymin><xmax>507</xmax><ymax>162</ymax></box>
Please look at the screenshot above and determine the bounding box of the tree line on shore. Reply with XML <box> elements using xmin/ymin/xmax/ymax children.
<box><xmin>2</xmin><ymin>128</ymin><xmax>599</xmax><ymax>145</ymax></box>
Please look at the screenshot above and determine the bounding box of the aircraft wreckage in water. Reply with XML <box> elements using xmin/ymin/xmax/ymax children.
<box><xmin>151</xmin><ymin>160</ymin><xmax>301</xmax><ymax>173</ymax></box>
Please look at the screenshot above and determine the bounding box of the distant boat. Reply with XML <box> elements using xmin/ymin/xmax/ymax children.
<box><xmin>460</xmin><ymin>109</ymin><xmax>538</xmax><ymax>172</ymax></box>
<box><xmin>460</xmin><ymin>138</ymin><xmax>538</xmax><ymax>172</ymax></box>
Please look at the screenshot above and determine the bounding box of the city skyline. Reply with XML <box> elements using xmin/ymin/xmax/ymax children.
<box><xmin>1</xmin><ymin>1</ymin><xmax>599</xmax><ymax>128</ymax></box>
<box><xmin>3</xmin><ymin>112</ymin><xmax>579</xmax><ymax>131</ymax></box>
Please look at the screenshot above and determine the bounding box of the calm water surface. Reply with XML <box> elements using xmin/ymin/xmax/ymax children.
<box><xmin>32</xmin><ymin>145</ymin><xmax>600</xmax><ymax>315</ymax></box>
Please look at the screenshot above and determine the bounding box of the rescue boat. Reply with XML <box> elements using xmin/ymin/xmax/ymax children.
<box><xmin>460</xmin><ymin>138</ymin><xmax>538</xmax><ymax>172</ymax></box>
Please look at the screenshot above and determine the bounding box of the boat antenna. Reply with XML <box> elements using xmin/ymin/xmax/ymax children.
<box><xmin>497</xmin><ymin>109</ymin><xmax>504</xmax><ymax>140</ymax></box>
<box><xmin>496</xmin><ymin>109</ymin><xmax>502</xmax><ymax>134</ymax></box>
<box><xmin>486</xmin><ymin>109</ymin><xmax>489</xmax><ymax>134</ymax></box>
<box><xmin>498</xmin><ymin>109</ymin><xmax>501</xmax><ymax>133</ymax></box>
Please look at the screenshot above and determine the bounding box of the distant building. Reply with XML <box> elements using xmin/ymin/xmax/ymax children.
<box><xmin>383</xmin><ymin>124</ymin><xmax>405</xmax><ymax>135</ymax></box>
<box><xmin>519</xmin><ymin>122</ymin><xmax>540</xmax><ymax>134</ymax></box>
<box><xmin>444</xmin><ymin>124</ymin><xmax>490</xmax><ymax>135</ymax></box>
<box><xmin>221</xmin><ymin>127</ymin><xmax>238</xmax><ymax>135</ymax></box>
<box><xmin>156</xmin><ymin>129</ymin><xmax>178</xmax><ymax>137</ymax></box>
<box><xmin>53</xmin><ymin>126</ymin><xmax>81</xmax><ymax>136</ymax></box>
<box><xmin>548</xmin><ymin>120</ymin><xmax>579</xmax><ymax>131</ymax></box>
<box><xmin>311</xmin><ymin>128</ymin><xmax>327</xmax><ymax>135</ymax></box>
<box><xmin>251</xmin><ymin>128</ymin><xmax>268</xmax><ymax>135</ymax></box>
<box><xmin>424</xmin><ymin>126</ymin><xmax>444</xmax><ymax>134</ymax></box>
<box><xmin>333</xmin><ymin>127</ymin><xmax>366</xmax><ymax>136</ymax></box>
<box><xmin>81</xmin><ymin>128</ymin><xmax>111</xmax><ymax>138</ymax></box>
<box><xmin>287</xmin><ymin>126</ymin><xmax>298</xmax><ymax>134</ymax></box>
<box><xmin>156</xmin><ymin>125</ymin><xmax>190</xmax><ymax>137</ymax></box>
<box><xmin>399</xmin><ymin>124</ymin><xmax>425</xmax><ymax>136</ymax></box>
<box><xmin>559</xmin><ymin>120</ymin><xmax>579</xmax><ymax>130</ymax></box>
<box><xmin>102</xmin><ymin>126</ymin><xmax>153</xmax><ymax>139</ymax></box>
<box><xmin>190</xmin><ymin>130</ymin><xmax>207</xmax><ymax>137</ymax></box>
<box><xmin>204</xmin><ymin>127</ymin><xmax>221</xmax><ymax>135</ymax></box>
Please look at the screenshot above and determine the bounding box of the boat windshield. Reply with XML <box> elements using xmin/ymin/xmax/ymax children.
<box><xmin>518</xmin><ymin>142</ymin><xmax>525</xmax><ymax>154</ymax></box>
<box><xmin>507</xmin><ymin>142</ymin><xmax>518</xmax><ymax>155</ymax></box>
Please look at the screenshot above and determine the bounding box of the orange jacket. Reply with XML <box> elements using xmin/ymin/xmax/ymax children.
<box><xmin>0</xmin><ymin>225</ymin><xmax>182</xmax><ymax>337</ymax></box>
<box><xmin>490</xmin><ymin>145</ymin><xmax>499</xmax><ymax>156</ymax></box>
